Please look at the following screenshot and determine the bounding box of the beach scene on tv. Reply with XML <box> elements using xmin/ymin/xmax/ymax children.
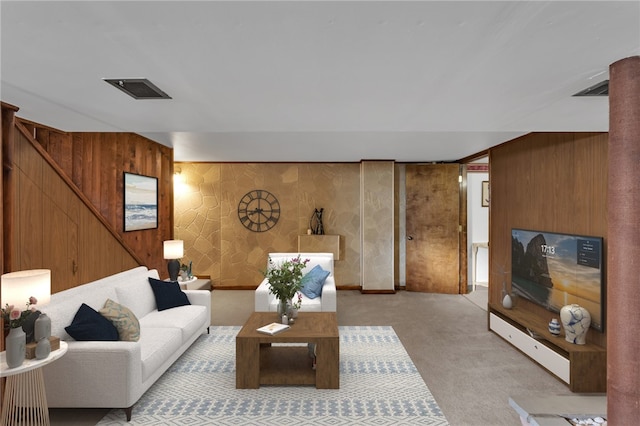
<box><xmin>511</xmin><ymin>229</ymin><xmax>603</xmax><ymax>331</ymax></box>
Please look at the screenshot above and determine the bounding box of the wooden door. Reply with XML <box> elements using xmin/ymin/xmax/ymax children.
<box><xmin>38</xmin><ymin>162</ymin><xmax>81</xmax><ymax>291</ymax></box>
<box><xmin>405</xmin><ymin>164</ymin><xmax>461</xmax><ymax>293</ymax></box>
<box><xmin>43</xmin><ymin>193</ymin><xmax>80</xmax><ymax>292</ymax></box>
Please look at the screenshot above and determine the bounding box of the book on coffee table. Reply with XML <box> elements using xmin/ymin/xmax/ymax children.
<box><xmin>257</xmin><ymin>322</ymin><xmax>290</xmax><ymax>335</ymax></box>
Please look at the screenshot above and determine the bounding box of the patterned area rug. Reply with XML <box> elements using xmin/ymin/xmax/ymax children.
<box><xmin>98</xmin><ymin>325</ymin><xmax>448</xmax><ymax>425</ymax></box>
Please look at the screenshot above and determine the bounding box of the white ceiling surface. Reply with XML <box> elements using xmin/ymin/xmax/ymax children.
<box><xmin>1</xmin><ymin>1</ymin><xmax>639</xmax><ymax>162</ymax></box>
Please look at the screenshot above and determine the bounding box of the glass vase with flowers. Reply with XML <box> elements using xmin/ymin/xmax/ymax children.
<box><xmin>263</xmin><ymin>255</ymin><xmax>310</xmax><ymax>319</ymax></box>
<box><xmin>2</xmin><ymin>296</ymin><xmax>39</xmax><ymax>331</ymax></box>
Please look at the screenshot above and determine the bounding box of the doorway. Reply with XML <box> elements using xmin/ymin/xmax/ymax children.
<box><xmin>405</xmin><ymin>164</ymin><xmax>462</xmax><ymax>294</ymax></box>
<box><xmin>466</xmin><ymin>162</ymin><xmax>489</xmax><ymax>294</ymax></box>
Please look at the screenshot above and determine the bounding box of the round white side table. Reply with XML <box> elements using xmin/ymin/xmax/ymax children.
<box><xmin>177</xmin><ymin>275</ymin><xmax>197</xmax><ymax>289</ymax></box>
<box><xmin>1</xmin><ymin>340</ymin><xmax>68</xmax><ymax>426</ymax></box>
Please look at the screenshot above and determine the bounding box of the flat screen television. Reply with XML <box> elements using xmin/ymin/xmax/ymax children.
<box><xmin>511</xmin><ymin>228</ymin><xmax>604</xmax><ymax>332</ymax></box>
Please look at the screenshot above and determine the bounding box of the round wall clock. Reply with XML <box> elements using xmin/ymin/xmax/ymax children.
<box><xmin>237</xmin><ymin>189</ymin><xmax>280</xmax><ymax>232</ymax></box>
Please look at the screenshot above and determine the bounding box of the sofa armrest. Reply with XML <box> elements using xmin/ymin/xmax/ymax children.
<box><xmin>184</xmin><ymin>290</ymin><xmax>211</xmax><ymax>309</ymax></box>
<box><xmin>255</xmin><ymin>278</ymin><xmax>275</xmax><ymax>312</ymax></box>
<box><xmin>43</xmin><ymin>341</ymin><xmax>143</xmax><ymax>408</ymax></box>
<box><xmin>320</xmin><ymin>276</ymin><xmax>337</xmax><ymax>311</ymax></box>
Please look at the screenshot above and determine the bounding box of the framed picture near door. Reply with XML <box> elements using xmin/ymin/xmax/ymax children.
<box><xmin>124</xmin><ymin>172</ymin><xmax>158</xmax><ymax>231</ymax></box>
<box><xmin>482</xmin><ymin>181</ymin><xmax>490</xmax><ymax>207</ymax></box>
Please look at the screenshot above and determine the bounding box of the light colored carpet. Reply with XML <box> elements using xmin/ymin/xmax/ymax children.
<box><xmin>463</xmin><ymin>285</ymin><xmax>488</xmax><ymax>311</ymax></box>
<box><xmin>97</xmin><ymin>326</ymin><xmax>449</xmax><ymax>425</ymax></box>
<box><xmin>51</xmin><ymin>288</ymin><xmax>576</xmax><ymax>425</ymax></box>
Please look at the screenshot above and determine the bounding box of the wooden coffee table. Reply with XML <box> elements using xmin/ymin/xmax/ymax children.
<box><xmin>236</xmin><ymin>311</ymin><xmax>339</xmax><ymax>389</ymax></box>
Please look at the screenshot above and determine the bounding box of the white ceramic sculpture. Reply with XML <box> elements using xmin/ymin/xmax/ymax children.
<box><xmin>502</xmin><ymin>293</ymin><xmax>513</xmax><ymax>309</ymax></box>
<box><xmin>560</xmin><ymin>304</ymin><xmax>591</xmax><ymax>344</ymax></box>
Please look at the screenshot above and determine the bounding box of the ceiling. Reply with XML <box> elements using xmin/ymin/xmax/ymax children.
<box><xmin>1</xmin><ymin>1</ymin><xmax>638</xmax><ymax>163</ymax></box>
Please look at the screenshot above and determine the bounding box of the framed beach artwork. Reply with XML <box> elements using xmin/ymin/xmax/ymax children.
<box><xmin>123</xmin><ymin>172</ymin><xmax>158</xmax><ymax>231</ymax></box>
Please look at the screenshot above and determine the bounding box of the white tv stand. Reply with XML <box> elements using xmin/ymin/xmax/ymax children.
<box><xmin>489</xmin><ymin>304</ymin><xmax>606</xmax><ymax>393</ymax></box>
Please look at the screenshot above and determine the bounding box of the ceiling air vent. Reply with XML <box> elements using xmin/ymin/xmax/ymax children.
<box><xmin>103</xmin><ymin>78</ymin><xmax>171</xmax><ymax>99</ymax></box>
<box><xmin>573</xmin><ymin>80</ymin><xmax>609</xmax><ymax>97</ymax></box>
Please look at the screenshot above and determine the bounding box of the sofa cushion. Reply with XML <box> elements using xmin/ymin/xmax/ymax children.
<box><xmin>139</xmin><ymin>327</ymin><xmax>183</xmax><ymax>382</ymax></box>
<box><xmin>149</xmin><ymin>278</ymin><xmax>191</xmax><ymax>311</ymax></box>
<box><xmin>140</xmin><ymin>305</ymin><xmax>208</xmax><ymax>343</ymax></box>
<box><xmin>114</xmin><ymin>268</ymin><xmax>159</xmax><ymax>319</ymax></box>
<box><xmin>65</xmin><ymin>303</ymin><xmax>119</xmax><ymax>341</ymax></box>
<box><xmin>300</xmin><ymin>265</ymin><xmax>330</xmax><ymax>299</ymax></box>
<box><xmin>99</xmin><ymin>299</ymin><xmax>140</xmax><ymax>342</ymax></box>
<box><xmin>42</xmin><ymin>286</ymin><xmax>119</xmax><ymax>341</ymax></box>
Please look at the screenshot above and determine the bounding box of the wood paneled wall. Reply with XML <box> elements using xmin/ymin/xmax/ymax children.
<box><xmin>7</xmin><ymin>116</ymin><xmax>174</xmax><ymax>287</ymax></box>
<box><xmin>10</xmin><ymin>126</ymin><xmax>140</xmax><ymax>292</ymax></box>
<box><xmin>489</xmin><ymin>132</ymin><xmax>608</xmax><ymax>347</ymax></box>
<box><xmin>68</xmin><ymin>132</ymin><xmax>174</xmax><ymax>270</ymax></box>
<box><xmin>1</xmin><ymin>102</ymin><xmax>19</xmax><ymax>275</ymax></box>
<box><xmin>1</xmin><ymin>102</ymin><xmax>20</xmax><ymax>353</ymax></box>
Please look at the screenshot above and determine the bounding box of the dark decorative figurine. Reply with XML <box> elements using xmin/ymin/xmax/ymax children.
<box><xmin>309</xmin><ymin>208</ymin><xmax>325</xmax><ymax>235</ymax></box>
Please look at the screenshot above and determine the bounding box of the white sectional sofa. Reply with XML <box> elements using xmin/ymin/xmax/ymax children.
<box><xmin>255</xmin><ymin>252</ymin><xmax>336</xmax><ymax>312</ymax></box>
<box><xmin>38</xmin><ymin>266</ymin><xmax>211</xmax><ymax>421</ymax></box>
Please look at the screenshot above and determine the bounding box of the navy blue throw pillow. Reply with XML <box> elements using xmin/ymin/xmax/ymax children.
<box><xmin>149</xmin><ymin>277</ymin><xmax>191</xmax><ymax>311</ymax></box>
<box><xmin>65</xmin><ymin>303</ymin><xmax>119</xmax><ymax>341</ymax></box>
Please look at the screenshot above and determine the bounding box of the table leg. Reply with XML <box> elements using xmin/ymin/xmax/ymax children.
<box><xmin>1</xmin><ymin>367</ymin><xmax>50</xmax><ymax>426</ymax></box>
<box><xmin>315</xmin><ymin>338</ymin><xmax>340</xmax><ymax>389</ymax></box>
<box><xmin>236</xmin><ymin>337</ymin><xmax>260</xmax><ymax>389</ymax></box>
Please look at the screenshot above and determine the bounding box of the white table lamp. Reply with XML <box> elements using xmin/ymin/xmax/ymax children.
<box><xmin>163</xmin><ymin>240</ymin><xmax>183</xmax><ymax>282</ymax></box>
<box><xmin>1</xmin><ymin>269</ymin><xmax>51</xmax><ymax>308</ymax></box>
